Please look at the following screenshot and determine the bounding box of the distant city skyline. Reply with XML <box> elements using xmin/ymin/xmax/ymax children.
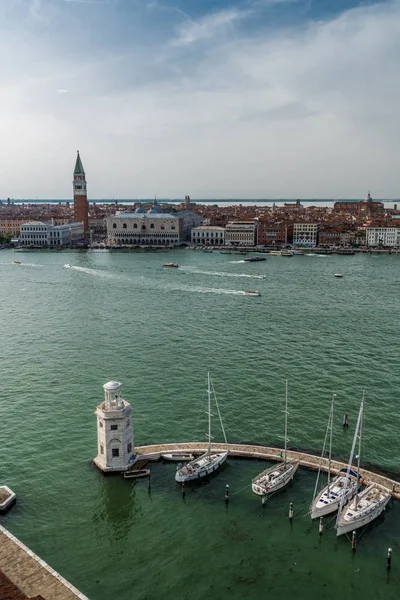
<box><xmin>1</xmin><ymin>0</ymin><xmax>399</xmax><ymax>198</ymax></box>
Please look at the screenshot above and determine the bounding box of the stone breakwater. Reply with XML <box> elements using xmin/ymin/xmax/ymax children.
<box><xmin>135</xmin><ymin>442</ymin><xmax>400</xmax><ymax>500</ymax></box>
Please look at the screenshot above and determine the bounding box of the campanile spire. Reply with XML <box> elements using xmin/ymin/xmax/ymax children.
<box><xmin>73</xmin><ymin>151</ymin><xmax>88</xmax><ymax>235</ymax></box>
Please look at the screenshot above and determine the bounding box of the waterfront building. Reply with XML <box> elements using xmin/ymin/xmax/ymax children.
<box><xmin>318</xmin><ymin>227</ymin><xmax>342</xmax><ymax>246</ymax></box>
<box><xmin>106</xmin><ymin>203</ymin><xmax>184</xmax><ymax>246</ymax></box>
<box><xmin>0</xmin><ymin>217</ymin><xmax>27</xmax><ymax>237</ymax></box>
<box><xmin>257</xmin><ymin>219</ymin><xmax>292</xmax><ymax>246</ymax></box>
<box><xmin>191</xmin><ymin>225</ymin><xmax>225</xmax><ymax>245</ymax></box>
<box><xmin>366</xmin><ymin>226</ymin><xmax>400</xmax><ymax>247</ymax></box>
<box><xmin>73</xmin><ymin>151</ymin><xmax>89</xmax><ymax>235</ymax></box>
<box><xmin>293</xmin><ymin>223</ymin><xmax>319</xmax><ymax>247</ymax></box>
<box><xmin>94</xmin><ymin>381</ymin><xmax>135</xmax><ymax>473</ymax></box>
<box><xmin>19</xmin><ymin>221</ymin><xmax>84</xmax><ymax>246</ymax></box>
<box><xmin>334</xmin><ymin>193</ymin><xmax>384</xmax><ymax>217</ymax></box>
<box><xmin>225</xmin><ymin>220</ymin><xmax>257</xmax><ymax>246</ymax></box>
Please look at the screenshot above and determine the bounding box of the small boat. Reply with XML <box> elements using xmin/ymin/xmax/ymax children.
<box><xmin>244</xmin><ymin>256</ymin><xmax>267</xmax><ymax>262</ymax></box>
<box><xmin>175</xmin><ymin>373</ymin><xmax>228</xmax><ymax>483</ymax></box>
<box><xmin>268</xmin><ymin>250</ymin><xmax>293</xmax><ymax>257</ymax></box>
<box><xmin>335</xmin><ymin>274</ymin><xmax>343</xmax><ymax>278</ymax></box>
<box><xmin>252</xmin><ymin>380</ymin><xmax>299</xmax><ymax>497</ymax></box>
<box><xmin>290</xmin><ymin>250</ymin><xmax>304</xmax><ymax>255</ymax></box>
<box><xmin>123</xmin><ymin>469</ymin><xmax>151</xmax><ymax>479</ymax></box>
<box><xmin>335</xmin><ymin>395</ymin><xmax>391</xmax><ymax>536</ymax></box>
<box><xmin>0</xmin><ymin>486</ymin><xmax>16</xmax><ymax>513</ymax></box>
<box><xmin>163</xmin><ymin>263</ymin><xmax>179</xmax><ymax>268</ymax></box>
<box><xmin>162</xmin><ymin>452</ymin><xmax>194</xmax><ymax>462</ymax></box>
<box><xmin>310</xmin><ymin>393</ymin><xmax>359</xmax><ymax>520</ymax></box>
<box><xmin>12</xmin><ymin>261</ymin><xmax>21</xmax><ymax>264</ymax></box>
<box><xmin>244</xmin><ymin>290</ymin><xmax>261</xmax><ymax>296</ymax></box>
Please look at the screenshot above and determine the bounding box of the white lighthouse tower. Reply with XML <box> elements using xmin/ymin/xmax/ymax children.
<box><xmin>94</xmin><ymin>381</ymin><xmax>135</xmax><ymax>473</ymax></box>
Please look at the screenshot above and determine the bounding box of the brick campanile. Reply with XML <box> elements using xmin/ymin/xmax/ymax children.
<box><xmin>73</xmin><ymin>150</ymin><xmax>89</xmax><ymax>235</ymax></box>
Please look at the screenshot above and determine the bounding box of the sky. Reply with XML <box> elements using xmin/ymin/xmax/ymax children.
<box><xmin>0</xmin><ymin>0</ymin><xmax>399</xmax><ymax>199</ymax></box>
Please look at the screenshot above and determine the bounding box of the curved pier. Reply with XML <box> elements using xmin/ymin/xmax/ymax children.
<box><xmin>135</xmin><ymin>442</ymin><xmax>400</xmax><ymax>500</ymax></box>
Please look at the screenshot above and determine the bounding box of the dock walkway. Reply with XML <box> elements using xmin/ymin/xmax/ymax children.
<box><xmin>0</xmin><ymin>524</ymin><xmax>89</xmax><ymax>600</ymax></box>
<box><xmin>135</xmin><ymin>442</ymin><xmax>400</xmax><ymax>500</ymax></box>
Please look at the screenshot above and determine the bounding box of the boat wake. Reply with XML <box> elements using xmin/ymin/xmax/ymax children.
<box><xmin>228</xmin><ymin>260</ymin><xmax>246</xmax><ymax>264</ymax></box>
<box><xmin>63</xmin><ymin>265</ymin><xmax>118</xmax><ymax>279</ymax></box>
<box><xmin>167</xmin><ymin>283</ymin><xmax>249</xmax><ymax>296</ymax></box>
<box><xmin>180</xmin><ymin>267</ymin><xmax>265</xmax><ymax>280</ymax></box>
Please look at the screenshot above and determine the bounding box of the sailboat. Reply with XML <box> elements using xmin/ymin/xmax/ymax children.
<box><xmin>310</xmin><ymin>393</ymin><xmax>358</xmax><ymax>519</ymax></box>
<box><xmin>336</xmin><ymin>395</ymin><xmax>391</xmax><ymax>536</ymax></box>
<box><xmin>175</xmin><ymin>373</ymin><xmax>229</xmax><ymax>483</ymax></box>
<box><xmin>252</xmin><ymin>380</ymin><xmax>299</xmax><ymax>496</ymax></box>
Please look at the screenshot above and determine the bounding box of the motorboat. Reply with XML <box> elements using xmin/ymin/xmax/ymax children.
<box><xmin>123</xmin><ymin>469</ymin><xmax>151</xmax><ymax>479</ymax></box>
<box><xmin>162</xmin><ymin>452</ymin><xmax>195</xmax><ymax>462</ymax></box>
<box><xmin>335</xmin><ymin>395</ymin><xmax>391</xmax><ymax>536</ymax></box>
<box><xmin>244</xmin><ymin>290</ymin><xmax>261</xmax><ymax>296</ymax></box>
<box><xmin>175</xmin><ymin>373</ymin><xmax>229</xmax><ymax>483</ymax></box>
<box><xmin>244</xmin><ymin>256</ymin><xmax>267</xmax><ymax>262</ymax></box>
<box><xmin>12</xmin><ymin>261</ymin><xmax>21</xmax><ymax>264</ymax></box>
<box><xmin>252</xmin><ymin>381</ymin><xmax>299</xmax><ymax>496</ymax></box>
<box><xmin>290</xmin><ymin>250</ymin><xmax>304</xmax><ymax>255</ymax></box>
<box><xmin>163</xmin><ymin>263</ymin><xmax>179</xmax><ymax>268</ymax></box>
<box><xmin>268</xmin><ymin>250</ymin><xmax>293</xmax><ymax>257</ymax></box>
<box><xmin>335</xmin><ymin>274</ymin><xmax>343</xmax><ymax>278</ymax></box>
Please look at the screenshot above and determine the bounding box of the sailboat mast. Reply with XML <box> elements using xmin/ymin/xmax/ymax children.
<box><xmin>284</xmin><ymin>379</ymin><xmax>288</xmax><ymax>465</ymax></box>
<box><xmin>355</xmin><ymin>393</ymin><xmax>364</xmax><ymax>510</ymax></box>
<box><xmin>327</xmin><ymin>393</ymin><xmax>336</xmax><ymax>493</ymax></box>
<box><xmin>207</xmin><ymin>372</ymin><xmax>212</xmax><ymax>455</ymax></box>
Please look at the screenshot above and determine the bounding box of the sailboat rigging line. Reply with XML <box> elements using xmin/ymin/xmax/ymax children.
<box><xmin>336</xmin><ymin>400</ymin><xmax>363</xmax><ymax>523</ymax></box>
<box><xmin>312</xmin><ymin>404</ymin><xmax>331</xmax><ymax>500</ymax></box>
<box><xmin>211</xmin><ymin>377</ymin><xmax>228</xmax><ymax>444</ymax></box>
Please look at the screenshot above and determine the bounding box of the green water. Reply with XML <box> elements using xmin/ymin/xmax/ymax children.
<box><xmin>1</xmin><ymin>248</ymin><xmax>399</xmax><ymax>599</ymax></box>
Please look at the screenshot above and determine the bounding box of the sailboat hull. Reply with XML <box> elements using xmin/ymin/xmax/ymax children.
<box><xmin>175</xmin><ymin>451</ymin><xmax>228</xmax><ymax>483</ymax></box>
<box><xmin>336</xmin><ymin>484</ymin><xmax>391</xmax><ymax>536</ymax></box>
<box><xmin>252</xmin><ymin>461</ymin><xmax>299</xmax><ymax>496</ymax></box>
<box><xmin>310</xmin><ymin>474</ymin><xmax>358</xmax><ymax>519</ymax></box>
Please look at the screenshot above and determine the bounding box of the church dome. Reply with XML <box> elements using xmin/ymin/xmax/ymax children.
<box><xmin>147</xmin><ymin>205</ymin><xmax>161</xmax><ymax>214</ymax></box>
<box><xmin>135</xmin><ymin>206</ymin><xmax>146</xmax><ymax>214</ymax></box>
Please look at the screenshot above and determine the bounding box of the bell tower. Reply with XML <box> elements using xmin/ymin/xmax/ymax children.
<box><xmin>73</xmin><ymin>150</ymin><xmax>89</xmax><ymax>235</ymax></box>
<box><xmin>94</xmin><ymin>381</ymin><xmax>136</xmax><ymax>473</ymax></box>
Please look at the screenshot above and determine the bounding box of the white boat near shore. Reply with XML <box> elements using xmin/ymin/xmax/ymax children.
<box><xmin>162</xmin><ymin>452</ymin><xmax>194</xmax><ymax>462</ymax></box>
<box><xmin>335</xmin><ymin>395</ymin><xmax>391</xmax><ymax>536</ymax></box>
<box><xmin>252</xmin><ymin>380</ymin><xmax>299</xmax><ymax>496</ymax></box>
<box><xmin>175</xmin><ymin>373</ymin><xmax>228</xmax><ymax>483</ymax></box>
<box><xmin>310</xmin><ymin>393</ymin><xmax>358</xmax><ymax>520</ymax></box>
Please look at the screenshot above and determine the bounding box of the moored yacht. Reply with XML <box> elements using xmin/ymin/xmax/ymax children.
<box><xmin>175</xmin><ymin>373</ymin><xmax>228</xmax><ymax>483</ymax></box>
<box><xmin>335</xmin><ymin>395</ymin><xmax>391</xmax><ymax>536</ymax></box>
<box><xmin>252</xmin><ymin>380</ymin><xmax>299</xmax><ymax>496</ymax></box>
<box><xmin>268</xmin><ymin>250</ymin><xmax>293</xmax><ymax>257</ymax></box>
<box><xmin>310</xmin><ymin>393</ymin><xmax>358</xmax><ymax>520</ymax></box>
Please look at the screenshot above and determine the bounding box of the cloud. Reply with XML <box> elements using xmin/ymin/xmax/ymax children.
<box><xmin>171</xmin><ymin>8</ymin><xmax>250</xmax><ymax>46</ymax></box>
<box><xmin>56</xmin><ymin>88</ymin><xmax>69</xmax><ymax>93</ymax></box>
<box><xmin>2</xmin><ymin>1</ymin><xmax>400</xmax><ymax>198</ymax></box>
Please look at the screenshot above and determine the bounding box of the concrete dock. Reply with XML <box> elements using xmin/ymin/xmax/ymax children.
<box><xmin>135</xmin><ymin>442</ymin><xmax>400</xmax><ymax>500</ymax></box>
<box><xmin>0</xmin><ymin>524</ymin><xmax>89</xmax><ymax>600</ymax></box>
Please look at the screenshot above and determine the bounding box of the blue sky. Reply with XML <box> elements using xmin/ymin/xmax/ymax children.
<box><xmin>0</xmin><ymin>0</ymin><xmax>399</xmax><ymax>198</ymax></box>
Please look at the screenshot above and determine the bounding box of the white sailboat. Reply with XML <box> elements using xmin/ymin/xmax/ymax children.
<box><xmin>252</xmin><ymin>380</ymin><xmax>299</xmax><ymax>496</ymax></box>
<box><xmin>175</xmin><ymin>373</ymin><xmax>229</xmax><ymax>483</ymax></box>
<box><xmin>310</xmin><ymin>393</ymin><xmax>358</xmax><ymax>519</ymax></box>
<box><xmin>336</xmin><ymin>395</ymin><xmax>391</xmax><ymax>536</ymax></box>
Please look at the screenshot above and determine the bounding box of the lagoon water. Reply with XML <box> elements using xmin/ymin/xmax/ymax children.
<box><xmin>1</xmin><ymin>248</ymin><xmax>400</xmax><ymax>599</ymax></box>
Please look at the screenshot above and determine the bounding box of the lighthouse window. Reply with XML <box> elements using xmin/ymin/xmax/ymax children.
<box><xmin>99</xmin><ymin>421</ymin><xmax>103</xmax><ymax>428</ymax></box>
<box><xmin>111</xmin><ymin>424</ymin><xmax>118</xmax><ymax>431</ymax></box>
<box><xmin>127</xmin><ymin>443</ymin><xmax>132</xmax><ymax>453</ymax></box>
<box><xmin>100</xmin><ymin>444</ymin><xmax>104</xmax><ymax>454</ymax></box>
<box><xmin>112</xmin><ymin>448</ymin><xmax>120</xmax><ymax>458</ymax></box>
